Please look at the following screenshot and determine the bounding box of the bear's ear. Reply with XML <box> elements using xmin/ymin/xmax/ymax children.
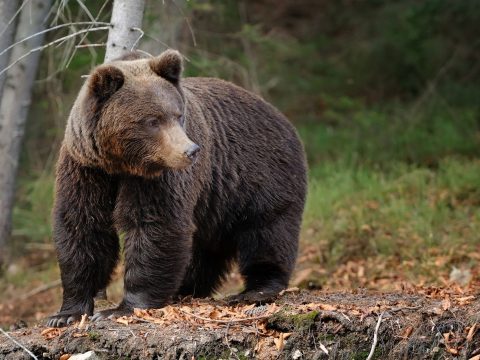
<box><xmin>149</xmin><ymin>50</ymin><xmax>183</xmax><ymax>84</ymax></box>
<box><xmin>88</xmin><ymin>65</ymin><xmax>124</xmax><ymax>102</ymax></box>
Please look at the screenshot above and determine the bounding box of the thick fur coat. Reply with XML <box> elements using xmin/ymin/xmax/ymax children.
<box><xmin>48</xmin><ymin>50</ymin><xmax>307</xmax><ymax>326</ymax></box>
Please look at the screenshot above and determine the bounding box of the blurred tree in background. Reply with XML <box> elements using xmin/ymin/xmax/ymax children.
<box><xmin>2</xmin><ymin>0</ymin><xmax>480</xmax><ymax>300</ymax></box>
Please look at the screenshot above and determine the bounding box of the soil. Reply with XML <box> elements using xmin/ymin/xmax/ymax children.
<box><xmin>1</xmin><ymin>288</ymin><xmax>480</xmax><ymax>359</ymax></box>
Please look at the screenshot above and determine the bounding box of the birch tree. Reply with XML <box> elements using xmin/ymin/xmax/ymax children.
<box><xmin>104</xmin><ymin>0</ymin><xmax>146</xmax><ymax>62</ymax></box>
<box><xmin>0</xmin><ymin>0</ymin><xmax>19</xmax><ymax>99</ymax></box>
<box><xmin>0</xmin><ymin>0</ymin><xmax>52</xmax><ymax>267</ymax></box>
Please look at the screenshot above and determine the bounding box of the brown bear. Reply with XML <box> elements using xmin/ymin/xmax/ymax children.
<box><xmin>47</xmin><ymin>50</ymin><xmax>307</xmax><ymax>327</ymax></box>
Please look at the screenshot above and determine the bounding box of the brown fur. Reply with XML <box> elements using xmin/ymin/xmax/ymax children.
<box><xmin>48</xmin><ymin>50</ymin><xmax>307</xmax><ymax>327</ymax></box>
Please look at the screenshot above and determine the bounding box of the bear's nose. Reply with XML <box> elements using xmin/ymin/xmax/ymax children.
<box><xmin>185</xmin><ymin>144</ymin><xmax>200</xmax><ymax>160</ymax></box>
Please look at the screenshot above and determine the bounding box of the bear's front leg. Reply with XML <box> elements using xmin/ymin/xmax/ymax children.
<box><xmin>92</xmin><ymin>221</ymin><xmax>193</xmax><ymax>321</ymax></box>
<box><xmin>47</xmin><ymin>148</ymin><xmax>119</xmax><ymax>327</ymax></box>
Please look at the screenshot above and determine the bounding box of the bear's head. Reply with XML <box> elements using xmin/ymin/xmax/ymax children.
<box><xmin>64</xmin><ymin>50</ymin><xmax>200</xmax><ymax>177</ymax></box>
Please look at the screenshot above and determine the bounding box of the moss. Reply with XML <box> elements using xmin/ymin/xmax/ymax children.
<box><xmin>268</xmin><ymin>310</ymin><xmax>319</xmax><ymax>332</ymax></box>
<box><xmin>87</xmin><ymin>331</ymin><xmax>100</xmax><ymax>341</ymax></box>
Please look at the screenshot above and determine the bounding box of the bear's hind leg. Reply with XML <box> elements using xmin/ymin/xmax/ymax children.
<box><xmin>232</xmin><ymin>209</ymin><xmax>301</xmax><ymax>303</ymax></box>
<box><xmin>178</xmin><ymin>245</ymin><xmax>234</xmax><ymax>298</ymax></box>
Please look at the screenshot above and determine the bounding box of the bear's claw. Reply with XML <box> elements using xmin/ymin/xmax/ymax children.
<box><xmin>91</xmin><ymin>307</ymin><xmax>132</xmax><ymax>322</ymax></box>
<box><xmin>47</xmin><ymin>312</ymin><xmax>83</xmax><ymax>328</ymax></box>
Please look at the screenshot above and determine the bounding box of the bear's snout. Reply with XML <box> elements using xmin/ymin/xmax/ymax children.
<box><xmin>185</xmin><ymin>143</ymin><xmax>200</xmax><ymax>162</ymax></box>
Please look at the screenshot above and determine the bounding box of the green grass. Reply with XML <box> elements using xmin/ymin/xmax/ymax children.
<box><xmin>303</xmin><ymin>157</ymin><xmax>480</xmax><ymax>280</ymax></box>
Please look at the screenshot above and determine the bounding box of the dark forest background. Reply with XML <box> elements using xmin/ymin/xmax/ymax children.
<box><xmin>1</xmin><ymin>0</ymin><xmax>479</xmax><ymax>325</ymax></box>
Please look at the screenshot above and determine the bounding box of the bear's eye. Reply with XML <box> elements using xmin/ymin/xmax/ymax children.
<box><xmin>144</xmin><ymin>117</ymin><xmax>160</xmax><ymax>128</ymax></box>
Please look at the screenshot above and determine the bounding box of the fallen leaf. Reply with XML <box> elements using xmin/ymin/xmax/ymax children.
<box><xmin>77</xmin><ymin>314</ymin><xmax>87</xmax><ymax>329</ymax></box>
<box><xmin>467</xmin><ymin>323</ymin><xmax>477</xmax><ymax>342</ymax></box>
<box><xmin>116</xmin><ymin>317</ymin><xmax>131</xmax><ymax>326</ymax></box>
<box><xmin>442</xmin><ymin>297</ymin><xmax>451</xmax><ymax>311</ymax></box>
<box><xmin>72</xmin><ymin>332</ymin><xmax>87</xmax><ymax>338</ymax></box>
<box><xmin>59</xmin><ymin>355</ymin><xmax>71</xmax><ymax>360</ymax></box>
<box><xmin>41</xmin><ymin>327</ymin><xmax>62</xmax><ymax>340</ymax></box>
<box><xmin>273</xmin><ymin>333</ymin><xmax>285</xmax><ymax>351</ymax></box>
<box><xmin>446</xmin><ymin>347</ymin><xmax>458</xmax><ymax>355</ymax></box>
<box><xmin>401</xmin><ymin>326</ymin><xmax>413</xmax><ymax>339</ymax></box>
<box><xmin>457</xmin><ymin>295</ymin><xmax>475</xmax><ymax>305</ymax></box>
<box><xmin>279</xmin><ymin>287</ymin><xmax>300</xmax><ymax>296</ymax></box>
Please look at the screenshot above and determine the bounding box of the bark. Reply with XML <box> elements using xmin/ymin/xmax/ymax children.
<box><xmin>0</xmin><ymin>290</ymin><xmax>479</xmax><ymax>359</ymax></box>
<box><xmin>0</xmin><ymin>0</ymin><xmax>20</xmax><ymax>99</ymax></box>
<box><xmin>104</xmin><ymin>0</ymin><xmax>146</xmax><ymax>62</ymax></box>
<box><xmin>0</xmin><ymin>0</ymin><xmax>52</xmax><ymax>266</ymax></box>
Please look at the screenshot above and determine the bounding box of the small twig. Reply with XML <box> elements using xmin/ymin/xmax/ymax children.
<box><xmin>0</xmin><ymin>328</ymin><xmax>38</xmax><ymax>360</ymax></box>
<box><xmin>318</xmin><ymin>341</ymin><xmax>329</xmax><ymax>355</ymax></box>
<box><xmin>177</xmin><ymin>308</ymin><xmax>274</xmax><ymax>323</ymax></box>
<box><xmin>366</xmin><ymin>312</ymin><xmax>384</xmax><ymax>360</ymax></box>
<box><xmin>65</xmin><ymin>0</ymin><xmax>110</xmax><ymax>69</ymax></box>
<box><xmin>75</xmin><ymin>0</ymin><xmax>95</xmax><ymax>22</ymax></box>
<box><xmin>171</xmin><ymin>0</ymin><xmax>197</xmax><ymax>46</ymax></box>
<box><xmin>0</xmin><ymin>26</ymin><xmax>111</xmax><ymax>77</ymax></box>
<box><xmin>18</xmin><ymin>280</ymin><xmax>61</xmax><ymax>301</ymax></box>
<box><xmin>75</xmin><ymin>43</ymin><xmax>106</xmax><ymax>49</ymax></box>
<box><xmin>130</xmin><ymin>27</ymin><xmax>144</xmax><ymax>51</ymax></box>
<box><xmin>136</xmin><ymin>49</ymin><xmax>154</xmax><ymax>58</ymax></box>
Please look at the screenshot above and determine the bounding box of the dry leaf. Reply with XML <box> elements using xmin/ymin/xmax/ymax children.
<box><xmin>446</xmin><ymin>347</ymin><xmax>458</xmax><ymax>355</ymax></box>
<box><xmin>41</xmin><ymin>327</ymin><xmax>62</xmax><ymax>340</ymax></box>
<box><xmin>457</xmin><ymin>295</ymin><xmax>475</xmax><ymax>305</ymax></box>
<box><xmin>72</xmin><ymin>332</ymin><xmax>87</xmax><ymax>338</ymax></box>
<box><xmin>279</xmin><ymin>287</ymin><xmax>300</xmax><ymax>296</ymax></box>
<box><xmin>319</xmin><ymin>303</ymin><xmax>337</xmax><ymax>311</ymax></box>
<box><xmin>59</xmin><ymin>355</ymin><xmax>71</xmax><ymax>360</ymax></box>
<box><xmin>467</xmin><ymin>323</ymin><xmax>477</xmax><ymax>342</ymax></box>
<box><xmin>77</xmin><ymin>314</ymin><xmax>87</xmax><ymax>329</ymax></box>
<box><xmin>208</xmin><ymin>309</ymin><xmax>221</xmax><ymax>319</ymax></box>
<box><xmin>273</xmin><ymin>333</ymin><xmax>285</xmax><ymax>351</ymax></box>
<box><xmin>442</xmin><ymin>297</ymin><xmax>451</xmax><ymax>311</ymax></box>
<box><xmin>116</xmin><ymin>316</ymin><xmax>131</xmax><ymax>326</ymax></box>
<box><xmin>401</xmin><ymin>326</ymin><xmax>414</xmax><ymax>339</ymax></box>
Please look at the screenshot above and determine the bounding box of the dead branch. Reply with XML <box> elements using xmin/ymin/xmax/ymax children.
<box><xmin>0</xmin><ymin>21</ymin><xmax>111</xmax><ymax>59</ymax></box>
<box><xmin>64</xmin><ymin>0</ymin><xmax>110</xmax><ymax>68</ymax></box>
<box><xmin>0</xmin><ymin>328</ymin><xmax>38</xmax><ymax>360</ymax></box>
<box><xmin>366</xmin><ymin>312</ymin><xmax>385</xmax><ymax>360</ymax></box>
<box><xmin>131</xmin><ymin>27</ymin><xmax>144</xmax><ymax>51</ymax></box>
<box><xmin>0</xmin><ymin>26</ymin><xmax>111</xmax><ymax>77</ymax></box>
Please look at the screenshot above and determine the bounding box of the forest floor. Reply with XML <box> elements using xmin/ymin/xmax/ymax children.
<box><xmin>1</xmin><ymin>287</ymin><xmax>480</xmax><ymax>359</ymax></box>
<box><xmin>1</xmin><ymin>243</ymin><xmax>480</xmax><ymax>359</ymax></box>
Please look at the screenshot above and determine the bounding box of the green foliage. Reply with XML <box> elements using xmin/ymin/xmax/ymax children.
<box><xmin>8</xmin><ymin>0</ymin><xmax>480</xmax><ymax>286</ymax></box>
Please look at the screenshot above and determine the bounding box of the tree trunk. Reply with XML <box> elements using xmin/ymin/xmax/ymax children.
<box><xmin>0</xmin><ymin>0</ymin><xmax>20</xmax><ymax>100</ymax></box>
<box><xmin>0</xmin><ymin>0</ymin><xmax>52</xmax><ymax>267</ymax></box>
<box><xmin>104</xmin><ymin>0</ymin><xmax>146</xmax><ymax>62</ymax></box>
